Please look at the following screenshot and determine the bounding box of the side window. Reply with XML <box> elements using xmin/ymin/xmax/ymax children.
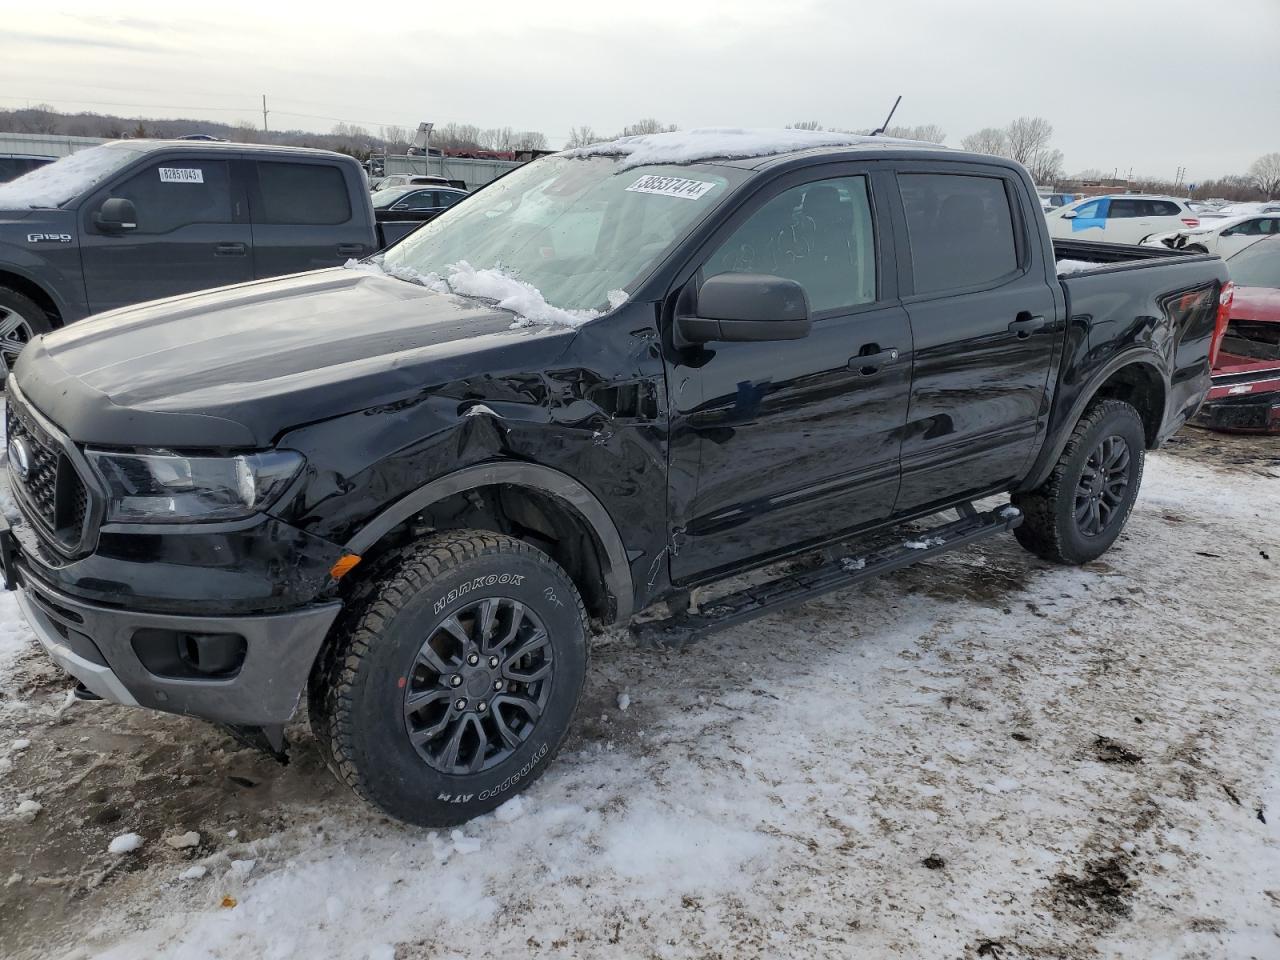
<box><xmin>898</xmin><ymin>173</ymin><xmax>1018</xmax><ymax>296</ymax></box>
<box><xmin>1151</xmin><ymin>200</ymin><xmax>1182</xmax><ymax>217</ymax></box>
<box><xmin>1264</xmin><ymin>218</ymin><xmax>1280</xmax><ymax>235</ymax></box>
<box><xmin>106</xmin><ymin>160</ymin><xmax>232</xmax><ymax>234</ymax></box>
<box><xmin>256</xmin><ymin>162</ymin><xmax>352</xmax><ymax>225</ymax></box>
<box><xmin>704</xmin><ymin>176</ymin><xmax>876</xmax><ymax>312</ymax></box>
<box><xmin>1108</xmin><ymin>198</ymin><xmax>1141</xmax><ymax>218</ymax></box>
<box><xmin>438</xmin><ymin>191</ymin><xmax>464</xmax><ymax>208</ymax></box>
<box><xmin>1073</xmin><ymin>199</ymin><xmax>1103</xmax><ymax>219</ymax></box>
<box><xmin>400</xmin><ymin>191</ymin><xmax>437</xmax><ymax>210</ymax></box>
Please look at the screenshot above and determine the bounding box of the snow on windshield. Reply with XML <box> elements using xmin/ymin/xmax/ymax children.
<box><xmin>0</xmin><ymin>144</ymin><xmax>136</xmax><ymax>209</ymax></box>
<box><xmin>345</xmin><ymin>258</ymin><xmax>603</xmax><ymax>329</ymax></box>
<box><xmin>568</xmin><ymin>127</ymin><xmax>929</xmax><ymax>171</ymax></box>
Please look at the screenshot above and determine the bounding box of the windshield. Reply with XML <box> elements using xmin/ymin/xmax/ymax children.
<box><xmin>0</xmin><ymin>144</ymin><xmax>139</xmax><ymax>209</ymax></box>
<box><xmin>380</xmin><ymin>155</ymin><xmax>746</xmax><ymax>313</ymax></box>
<box><xmin>1227</xmin><ymin>237</ymin><xmax>1280</xmax><ymax>289</ymax></box>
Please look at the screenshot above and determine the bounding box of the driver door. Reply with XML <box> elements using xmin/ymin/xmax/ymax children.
<box><xmin>663</xmin><ymin>166</ymin><xmax>913</xmax><ymax>583</ymax></box>
<box><xmin>79</xmin><ymin>156</ymin><xmax>253</xmax><ymax>314</ymax></box>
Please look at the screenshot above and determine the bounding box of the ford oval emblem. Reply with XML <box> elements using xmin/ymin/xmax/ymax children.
<box><xmin>8</xmin><ymin>437</ymin><xmax>31</xmax><ymax>481</ymax></box>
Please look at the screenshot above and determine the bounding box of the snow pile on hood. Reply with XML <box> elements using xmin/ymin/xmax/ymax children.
<box><xmin>567</xmin><ymin>128</ymin><xmax>930</xmax><ymax>171</ymax></box>
<box><xmin>0</xmin><ymin>145</ymin><xmax>131</xmax><ymax>209</ymax></box>
<box><xmin>345</xmin><ymin>258</ymin><xmax>599</xmax><ymax>328</ymax></box>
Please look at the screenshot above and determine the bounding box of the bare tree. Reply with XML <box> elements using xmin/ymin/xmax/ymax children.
<box><xmin>567</xmin><ymin>125</ymin><xmax>600</xmax><ymax>148</ymax></box>
<box><xmin>788</xmin><ymin>120</ymin><xmax>825</xmax><ymax>131</ymax></box>
<box><xmin>514</xmin><ymin>131</ymin><xmax>548</xmax><ymax>151</ymax></box>
<box><xmin>1003</xmin><ymin>116</ymin><xmax>1053</xmax><ymax>166</ymax></box>
<box><xmin>619</xmin><ymin>118</ymin><xmax>677</xmax><ymax>137</ymax></box>
<box><xmin>232</xmin><ymin>120</ymin><xmax>260</xmax><ymax>143</ymax></box>
<box><xmin>479</xmin><ymin>126</ymin><xmax>515</xmax><ymax>150</ymax></box>
<box><xmin>1249</xmin><ymin>153</ymin><xmax>1280</xmax><ymax>198</ymax></box>
<box><xmin>961</xmin><ymin>127</ymin><xmax>1008</xmax><ymax>156</ymax></box>
<box><xmin>1028</xmin><ymin>148</ymin><xmax>1065</xmax><ymax>185</ymax></box>
<box><xmin>882</xmin><ymin>123</ymin><xmax>946</xmax><ymax>143</ymax></box>
<box><xmin>380</xmin><ymin>124</ymin><xmax>410</xmax><ymax>151</ymax></box>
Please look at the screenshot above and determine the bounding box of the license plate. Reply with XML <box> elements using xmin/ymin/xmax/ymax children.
<box><xmin>0</xmin><ymin>516</ymin><xmax>17</xmax><ymax>591</ymax></box>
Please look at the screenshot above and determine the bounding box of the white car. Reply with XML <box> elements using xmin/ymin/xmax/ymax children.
<box><xmin>1142</xmin><ymin>212</ymin><xmax>1280</xmax><ymax>256</ymax></box>
<box><xmin>1046</xmin><ymin>195</ymin><xmax>1200</xmax><ymax>245</ymax></box>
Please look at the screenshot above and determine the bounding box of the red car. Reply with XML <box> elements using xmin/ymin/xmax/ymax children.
<box><xmin>1196</xmin><ymin>236</ymin><xmax>1280</xmax><ymax>433</ymax></box>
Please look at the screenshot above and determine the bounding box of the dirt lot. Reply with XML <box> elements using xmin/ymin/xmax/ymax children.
<box><xmin>1</xmin><ymin>429</ymin><xmax>1277</xmax><ymax>960</ymax></box>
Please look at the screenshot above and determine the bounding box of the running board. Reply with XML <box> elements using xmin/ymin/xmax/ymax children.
<box><xmin>632</xmin><ymin>504</ymin><xmax>1022</xmax><ymax>646</ymax></box>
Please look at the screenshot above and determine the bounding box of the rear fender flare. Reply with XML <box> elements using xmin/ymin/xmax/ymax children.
<box><xmin>1021</xmin><ymin>351</ymin><xmax>1165</xmax><ymax>492</ymax></box>
<box><xmin>344</xmin><ymin>462</ymin><xmax>634</xmax><ymax>622</ymax></box>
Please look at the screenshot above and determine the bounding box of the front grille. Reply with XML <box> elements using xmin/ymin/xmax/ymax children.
<box><xmin>5</xmin><ymin>390</ymin><xmax>92</xmax><ymax>552</ymax></box>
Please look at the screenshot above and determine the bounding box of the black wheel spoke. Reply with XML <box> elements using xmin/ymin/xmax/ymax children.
<box><xmin>404</xmin><ymin>594</ymin><xmax>552</xmax><ymax>775</ymax></box>
<box><xmin>1073</xmin><ymin>433</ymin><xmax>1132</xmax><ymax>539</ymax></box>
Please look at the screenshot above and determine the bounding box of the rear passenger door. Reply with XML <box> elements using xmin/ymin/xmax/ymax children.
<box><xmin>892</xmin><ymin>165</ymin><xmax>1057</xmax><ymax>514</ymax></box>
<box><xmin>247</xmin><ymin>159</ymin><xmax>375</xmax><ymax>278</ymax></box>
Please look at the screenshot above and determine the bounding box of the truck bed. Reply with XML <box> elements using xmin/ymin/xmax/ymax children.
<box><xmin>1053</xmin><ymin>237</ymin><xmax>1204</xmax><ymax>276</ymax></box>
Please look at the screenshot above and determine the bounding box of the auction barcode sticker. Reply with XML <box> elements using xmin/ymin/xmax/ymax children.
<box><xmin>158</xmin><ymin>167</ymin><xmax>204</xmax><ymax>184</ymax></box>
<box><xmin>625</xmin><ymin>175</ymin><xmax>716</xmax><ymax>200</ymax></box>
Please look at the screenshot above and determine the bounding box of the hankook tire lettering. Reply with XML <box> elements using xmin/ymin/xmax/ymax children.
<box><xmin>433</xmin><ymin>573</ymin><xmax>525</xmax><ymax>614</ymax></box>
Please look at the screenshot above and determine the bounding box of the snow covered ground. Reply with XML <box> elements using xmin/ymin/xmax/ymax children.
<box><xmin>1</xmin><ymin>431</ymin><xmax>1277</xmax><ymax>960</ymax></box>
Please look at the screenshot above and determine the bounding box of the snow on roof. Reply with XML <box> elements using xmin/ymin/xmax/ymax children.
<box><xmin>0</xmin><ymin>144</ymin><xmax>135</xmax><ymax>209</ymax></box>
<box><xmin>566</xmin><ymin>127</ymin><xmax>935</xmax><ymax>171</ymax></box>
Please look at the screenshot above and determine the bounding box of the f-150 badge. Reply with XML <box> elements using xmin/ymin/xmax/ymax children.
<box><xmin>27</xmin><ymin>233</ymin><xmax>72</xmax><ymax>243</ymax></box>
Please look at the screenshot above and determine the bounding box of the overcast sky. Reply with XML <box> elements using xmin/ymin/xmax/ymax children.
<box><xmin>3</xmin><ymin>0</ymin><xmax>1278</xmax><ymax>181</ymax></box>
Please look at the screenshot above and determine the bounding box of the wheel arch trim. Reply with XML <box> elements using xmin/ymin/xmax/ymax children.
<box><xmin>344</xmin><ymin>462</ymin><xmax>635</xmax><ymax>622</ymax></box>
<box><xmin>1021</xmin><ymin>351</ymin><xmax>1165</xmax><ymax>492</ymax></box>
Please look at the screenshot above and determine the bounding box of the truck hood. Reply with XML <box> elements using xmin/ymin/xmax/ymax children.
<box><xmin>15</xmin><ymin>268</ymin><xmax>579</xmax><ymax>447</ymax></box>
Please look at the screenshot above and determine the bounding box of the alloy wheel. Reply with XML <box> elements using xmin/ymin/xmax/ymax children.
<box><xmin>0</xmin><ymin>306</ymin><xmax>35</xmax><ymax>381</ymax></box>
<box><xmin>403</xmin><ymin>597</ymin><xmax>553</xmax><ymax>774</ymax></box>
<box><xmin>1074</xmin><ymin>435</ymin><xmax>1130</xmax><ymax>537</ymax></box>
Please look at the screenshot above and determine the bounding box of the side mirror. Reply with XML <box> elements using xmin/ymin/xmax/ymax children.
<box><xmin>1061</xmin><ymin>209</ymin><xmax>1078</xmax><ymax>220</ymax></box>
<box><xmin>677</xmin><ymin>273</ymin><xmax>811</xmax><ymax>344</ymax></box>
<box><xmin>94</xmin><ymin>197</ymin><xmax>137</xmax><ymax>233</ymax></box>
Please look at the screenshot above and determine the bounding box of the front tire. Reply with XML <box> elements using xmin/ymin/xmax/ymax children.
<box><xmin>310</xmin><ymin>530</ymin><xmax>588</xmax><ymax>826</ymax></box>
<box><xmin>1013</xmin><ymin>399</ymin><xmax>1146</xmax><ymax>564</ymax></box>
<box><xmin>0</xmin><ymin>286</ymin><xmax>52</xmax><ymax>384</ymax></box>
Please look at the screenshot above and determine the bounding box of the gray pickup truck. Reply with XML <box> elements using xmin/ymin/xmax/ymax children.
<box><xmin>0</xmin><ymin>140</ymin><xmax>430</xmax><ymax>378</ymax></box>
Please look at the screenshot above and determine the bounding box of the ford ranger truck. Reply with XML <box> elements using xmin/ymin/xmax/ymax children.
<box><xmin>1</xmin><ymin>130</ymin><xmax>1231</xmax><ymax>826</ymax></box>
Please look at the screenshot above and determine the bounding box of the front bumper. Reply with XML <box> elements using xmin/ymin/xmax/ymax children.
<box><xmin>16</xmin><ymin>573</ymin><xmax>340</xmax><ymax>726</ymax></box>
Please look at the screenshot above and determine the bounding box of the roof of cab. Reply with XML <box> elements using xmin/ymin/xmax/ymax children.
<box><xmin>102</xmin><ymin>138</ymin><xmax>352</xmax><ymax>160</ymax></box>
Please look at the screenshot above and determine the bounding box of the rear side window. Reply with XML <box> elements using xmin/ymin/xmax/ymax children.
<box><xmin>107</xmin><ymin>160</ymin><xmax>232</xmax><ymax>234</ymax></box>
<box><xmin>1107</xmin><ymin>198</ymin><xmax>1141</xmax><ymax>218</ymax></box>
<box><xmin>256</xmin><ymin>162</ymin><xmax>351</xmax><ymax>225</ymax></box>
<box><xmin>899</xmin><ymin>173</ymin><xmax>1018</xmax><ymax>295</ymax></box>
<box><xmin>1150</xmin><ymin>200</ymin><xmax>1181</xmax><ymax>216</ymax></box>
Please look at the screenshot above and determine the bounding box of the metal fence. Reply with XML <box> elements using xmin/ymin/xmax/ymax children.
<box><xmin>0</xmin><ymin>132</ymin><xmax>105</xmax><ymax>157</ymax></box>
<box><xmin>383</xmin><ymin>154</ymin><xmax>524</xmax><ymax>190</ymax></box>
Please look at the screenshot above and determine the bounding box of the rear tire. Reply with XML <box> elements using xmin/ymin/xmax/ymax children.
<box><xmin>309</xmin><ymin>530</ymin><xmax>589</xmax><ymax>826</ymax></box>
<box><xmin>1012</xmin><ymin>400</ymin><xmax>1146</xmax><ymax>565</ymax></box>
<box><xmin>0</xmin><ymin>286</ymin><xmax>52</xmax><ymax>385</ymax></box>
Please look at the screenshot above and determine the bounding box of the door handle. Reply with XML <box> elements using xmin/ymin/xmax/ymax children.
<box><xmin>1008</xmin><ymin>313</ymin><xmax>1047</xmax><ymax>339</ymax></box>
<box><xmin>215</xmin><ymin>242</ymin><xmax>246</xmax><ymax>257</ymax></box>
<box><xmin>337</xmin><ymin>243</ymin><xmax>365</xmax><ymax>255</ymax></box>
<box><xmin>848</xmin><ymin>347</ymin><xmax>899</xmax><ymax>377</ymax></box>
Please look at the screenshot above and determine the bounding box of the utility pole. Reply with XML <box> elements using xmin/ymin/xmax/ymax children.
<box><xmin>262</xmin><ymin>95</ymin><xmax>269</xmax><ymax>135</ymax></box>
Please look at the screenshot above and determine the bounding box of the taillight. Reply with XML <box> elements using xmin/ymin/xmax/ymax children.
<box><xmin>1181</xmin><ymin>217</ymin><xmax>1200</xmax><ymax>228</ymax></box>
<box><xmin>1210</xmin><ymin>281</ymin><xmax>1234</xmax><ymax>368</ymax></box>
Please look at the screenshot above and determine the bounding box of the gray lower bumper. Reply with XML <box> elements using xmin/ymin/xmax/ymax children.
<box><xmin>17</xmin><ymin>578</ymin><xmax>341</xmax><ymax>726</ymax></box>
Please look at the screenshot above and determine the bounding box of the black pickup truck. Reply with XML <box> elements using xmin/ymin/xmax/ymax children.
<box><xmin>3</xmin><ymin>131</ymin><xmax>1230</xmax><ymax>827</ymax></box>
<box><xmin>0</xmin><ymin>140</ymin><xmax>430</xmax><ymax>378</ymax></box>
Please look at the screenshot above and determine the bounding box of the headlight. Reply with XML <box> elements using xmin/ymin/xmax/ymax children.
<box><xmin>86</xmin><ymin>449</ymin><xmax>305</xmax><ymax>523</ymax></box>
